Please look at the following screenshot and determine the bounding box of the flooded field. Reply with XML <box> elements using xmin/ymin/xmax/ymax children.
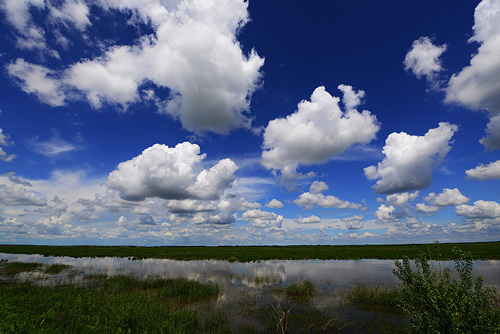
<box><xmin>1</xmin><ymin>253</ymin><xmax>499</xmax><ymax>333</ymax></box>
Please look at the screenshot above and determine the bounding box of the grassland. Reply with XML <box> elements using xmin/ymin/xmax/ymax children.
<box><xmin>0</xmin><ymin>241</ymin><xmax>499</xmax><ymax>261</ymax></box>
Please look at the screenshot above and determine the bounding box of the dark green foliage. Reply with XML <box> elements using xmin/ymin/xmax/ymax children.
<box><xmin>393</xmin><ymin>247</ymin><xmax>500</xmax><ymax>333</ymax></box>
<box><xmin>0</xmin><ymin>242</ymin><xmax>499</xmax><ymax>261</ymax></box>
<box><xmin>0</xmin><ymin>276</ymin><xmax>224</xmax><ymax>333</ymax></box>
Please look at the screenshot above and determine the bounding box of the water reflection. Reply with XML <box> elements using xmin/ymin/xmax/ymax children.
<box><xmin>1</xmin><ymin>253</ymin><xmax>499</xmax><ymax>288</ymax></box>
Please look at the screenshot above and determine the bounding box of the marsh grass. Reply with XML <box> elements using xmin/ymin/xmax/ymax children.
<box><xmin>44</xmin><ymin>263</ymin><xmax>71</xmax><ymax>274</ymax></box>
<box><xmin>0</xmin><ymin>261</ymin><xmax>42</xmax><ymax>276</ymax></box>
<box><xmin>0</xmin><ymin>275</ymin><xmax>226</xmax><ymax>333</ymax></box>
<box><xmin>345</xmin><ymin>285</ymin><xmax>401</xmax><ymax>310</ymax></box>
<box><xmin>1</xmin><ymin>241</ymin><xmax>498</xmax><ymax>261</ymax></box>
<box><xmin>284</xmin><ymin>280</ymin><xmax>316</xmax><ymax>298</ymax></box>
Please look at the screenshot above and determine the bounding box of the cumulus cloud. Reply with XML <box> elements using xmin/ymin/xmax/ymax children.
<box><xmin>466</xmin><ymin>160</ymin><xmax>500</xmax><ymax>180</ymax></box>
<box><xmin>342</xmin><ymin>215</ymin><xmax>364</xmax><ymax>229</ymax></box>
<box><xmin>416</xmin><ymin>188</ymin><xmax>469</xmax><ymax>214</ymax></box>
<box><xmin>3</xmin><ymin>0</ymin><xmax>264</xmax><ymax>134</ymax></box>
<box><xmin>240</xmin><ymin>209</ymin><xmax>283</xmax><ymax>229</ymax></box>
<box><xmin>262</xmin><ymin>85</ymin><xmax>379</xmax><ymax>188</ymax></box>
<box><xmin>364</xmin><ymin>122</ymin><xmax>458</xmax><ymax>194</ymax></box>
<box><xmin>404</xmin><ymin>36</ymin><xmax>447</xmax><ymax>81</ymax></box>
<box><xmin>293</xmin><ymin>181</ymin><xmax>362</xmax><ymax>210</ymax></box>
<box><xmin>424</xmin><ymin>188</ymin><xmax>469</xmax><ymax>206</ymax></box>
<box><xmin>0</xmin><ymin>174</ymin><xmax>46</xmax><ymax>206</ymax></box>
<box><xmin>6</xmin><ymin>58</ymin><xmax>65</xmax><ymax>106</ymax></box>
<box><xmin>0</xmin><ymin>128</ymin><xmax>16</xmax><ymax>162</ymax></box>
<box><xmin>374</xmin><ymin>191</ymin><xmax>419</xmax><ymax>223</ymax></box>
<box><xmin>108</xmin><ymin>142</ymin><xmax>238</xmax><ymax>202</ymax></box>
<box><xmin>456</xmin><ymin>200</ymin><xmax>500</xmax><ymax>219</ymax></box>
<box><xmin>445</xmin><ymin>0</ymin><xmax>500</xmax><ymax>149</ymax></box>
<box><xmin>265</xmin><ymin>199</ymin><xmax>284</xmax><ymax>209</ymax></box>
<box><xmin>295</xmin><ymin>215</ymin><xmax>321</xmax><ymax>224</ymax></box>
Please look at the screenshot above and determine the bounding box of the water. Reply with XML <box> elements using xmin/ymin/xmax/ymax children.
<box><xmin>1</xmin><ymin>252</ymin><xmax>499</xmax><ymax>288</ymax></box>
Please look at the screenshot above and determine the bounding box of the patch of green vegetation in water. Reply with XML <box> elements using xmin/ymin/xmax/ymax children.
<box><xmin>44</xmin><ymin>263</ymin><xmax>72</xmax><ymax>275</ymax></box>
<box><xmin>0</xmin><ymin>261</ymin><xmax>42</xmax><ymax>276</ymax></box>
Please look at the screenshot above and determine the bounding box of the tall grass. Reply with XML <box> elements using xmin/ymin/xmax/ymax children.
<box><xmin>0</xmin><ymin>275</ymin><xmax>226</xmax><ymax>333</ymax></box>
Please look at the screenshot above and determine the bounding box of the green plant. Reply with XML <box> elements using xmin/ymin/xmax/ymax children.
<box><xmin>393</xmin><ymin>246</ymin><xmax>500</xmax><ymax>333</ymax></box>
<box><xmin>285</xmin><ymin>280</ymin><xmax>315</xmax><ymax>298</ymax></box>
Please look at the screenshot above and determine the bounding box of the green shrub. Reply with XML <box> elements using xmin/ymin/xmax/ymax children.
<box><xmin>393</xmin><ymin>247</ymin><xmax>500</xmax><ymax>333</ymax></box>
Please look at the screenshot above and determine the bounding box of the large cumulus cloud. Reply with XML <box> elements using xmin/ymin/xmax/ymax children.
<box><xmin>261</xmin><ymin>85</ymin><xmax>379</xmax><ymax>188</ymax></box>
<box><xmin>108</xmin><ymin>142</ymin><xmax>238</xmax><ymax>201</ymax></box>
<box><xmin>445</xmin><ymin>0</ymin><xmax>500</xmax><ymax>149</ymax></box>
<box><xmin>3</xmin><ymin>0</ymin><xmax>264</xmax><ymax>134</ymax></box>
<box><xmin>364</xmin><ymin>122</ymin><xmax>457</xmax><ymax>194</ymax></box>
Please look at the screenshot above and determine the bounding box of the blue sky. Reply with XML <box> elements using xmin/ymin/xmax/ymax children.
<box><xmin>0</xmin><ymin>0</ymin><xmax>499</xmax><ymax>246</ymax></box>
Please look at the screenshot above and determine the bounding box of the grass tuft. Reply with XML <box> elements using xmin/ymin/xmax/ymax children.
<box><xmin>285</xmin><ymin>280</ymin><xmax>316</xmax><ymax>298</ymax></box>
<box><xmin>44</xmin><ymin>264</ymin><xmax>72</xmax><ymax>274</ymax></box>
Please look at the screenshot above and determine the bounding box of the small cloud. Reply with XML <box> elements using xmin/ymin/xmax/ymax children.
<box><xmin>466</xmin><ymin>160</ymin><xmax>500</xmax><ymax>180</ymax></box>
<box><xmin>266</xmin><ymin>198</ymin><xmax>284</xmax><ymax>209</ymax></box>
<box><xmin>404</xmin><ymin>36</ymin><xmax>447</xmax><ymax>82</ymax></box>
<box><xmin>30</xmin><ymin>131</ymin><xmax>78</xmax><ymax>157</ymax></box>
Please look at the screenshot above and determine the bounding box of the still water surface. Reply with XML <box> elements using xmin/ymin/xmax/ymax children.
<box><xmin>1</xmin><ymin>252</ymin><xmax>499</xmax><ymax>288</ymax></box>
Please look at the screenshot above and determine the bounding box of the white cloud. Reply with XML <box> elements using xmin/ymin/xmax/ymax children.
<box><xmin>456</xmin><ymin>200</ymin><xmax>500</xmax><ymax>219</ymax></box>
<box><xmin>108</xmin><ymin>142</ymin><xmax>238</xmax><ymax>201</ymax></box>
<box><xmin>265</xmin><ymin>199</ymin><xmax>284</xmax><ymax>209</ymax></box>
<box><xmin>445</xmin><ymin>0</ymin><xmax>500</xmax><ymax>149</ymax></box>
<box><xmin>415</xmin><ymin>203</ymin><xmax>440</xmax><ymax>213</ymax></box>
<box><xmin>240</xmin><ymin>209</ymin><xmax>283</xmax><ymax>229</ymax></box>
<box><xmin>48</xmin><ymin>0</ymin><xmax>91</xmax><ymax>31</ymax></box>
<box><xmin>6</xmin><ymin>58</ymin><xmax>65</xmax><ymax>107</ymax></box>
<box><xmin>262</xmin><ymin>85</ymin><xmax>379</xmax><ymax>187</ymax></box>
<box><xmin>0</xmin><ymin>0</ymin><xmax>46</xmax><ymax>50</ymax></box>
<box><xmin>404</xmin><ymin>36</ymin><xmax>447</xmax><ymax>81</ymax></box>
<box><xmin>0</xmin><ymin>128</ymin><xmax>16</xmax><ymax>162</ymax></box>
<box><xmin>65</xmin><ymin>0</ymin><xmax>264</xmax><ymax>133</ymax></box>
<box><xmin>295</xmin><ymin>215</ymin><xmax>321</xmax><ymax>224</ymax></box>
<box><xmin>3</xmin><ymin>0</ymin><xmax>264</xmax><ymax>134</ymax></box>
<box><xmin>342</xmin><ymin>215</ymin><xmax>364</xmax><ymax>229</ymax></box>
<box><xmin>424</xmin><ymin>188</ymin><xmax>469</xmax><ymax>206</ymax></box>
<box><xmin>466</xmin><ymin>160</ymin><xmax>500</xmax><ymax>180</ymax></box>
<box><xmin>293</xmin><ymin>181</ymin><xmax>362</xmax><ymax>210</ymax></box>
<box><xmin>480</xmin><ymin>114</ymin><xmax>500</xmax><ymax>150</ymax></box>
<box><xmin>0</xmin><ymin>175</ymin><xmax>47</xmax><ymax>206</ymax></box>
<box><xmin>30</xmin><ymin>132</ymin><xmax>77</xmax><ymax>156</ymax></box>
<box><xmin>364</xmin><ymin>122</ymin><xmax>458</xmax><ymax>194</ymax></box>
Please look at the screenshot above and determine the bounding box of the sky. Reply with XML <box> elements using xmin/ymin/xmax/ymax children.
<box><xmin>0</xmin><ymin>0</ymin><xmax>499</xmax><ymax>246</ymax></box>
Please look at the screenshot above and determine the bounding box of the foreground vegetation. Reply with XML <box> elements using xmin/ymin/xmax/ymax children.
<box><xmin>0</xmin><ymin>273</ymin><xmax>226</xmax><ymax>333</ymax></box>
<box><xmin>0</xmin><ymin>241</ymin><xmax>499</xmax><ymax>261</ymax></box>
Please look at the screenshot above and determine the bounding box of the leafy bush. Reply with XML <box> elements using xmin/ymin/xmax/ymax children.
<box><xmin>393</xmin><ymin>246</ymin><xmax>500</xmax><ymax>333</ymax></box>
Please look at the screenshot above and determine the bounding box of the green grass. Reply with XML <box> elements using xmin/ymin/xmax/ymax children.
<box><xmin>44</xmin><ymin>264</ymin><xmax>72</xmax><ymax>274</ymax></box>
<box><xmin>0</xmin><ymin>261</ymin><xmax>42</xmax><ymax>276</ymax></box>
<box><xmin>0</xmin><ymin>275</ymin><xmax>226</xmax><ymax>333</ymax></box>
<box><xmin>345</xmin><ymin>285</ymin><xmax>401</xmax><ymax>309</ymax></box>
<box><xmin>284</xmin><ymin>280</ymin><xmax>316</xmax><ymax>298</ymax></box>
<box><xmin>0</xmin><ymin>241</ymin><xmax>499</xmax><ymax>261</ymax></box>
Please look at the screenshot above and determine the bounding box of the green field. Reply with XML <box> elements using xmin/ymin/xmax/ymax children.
<box><xmin>0</xmin><ymin>241</ymin><xmax>499</xmax><ymax>261</ymax></box>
